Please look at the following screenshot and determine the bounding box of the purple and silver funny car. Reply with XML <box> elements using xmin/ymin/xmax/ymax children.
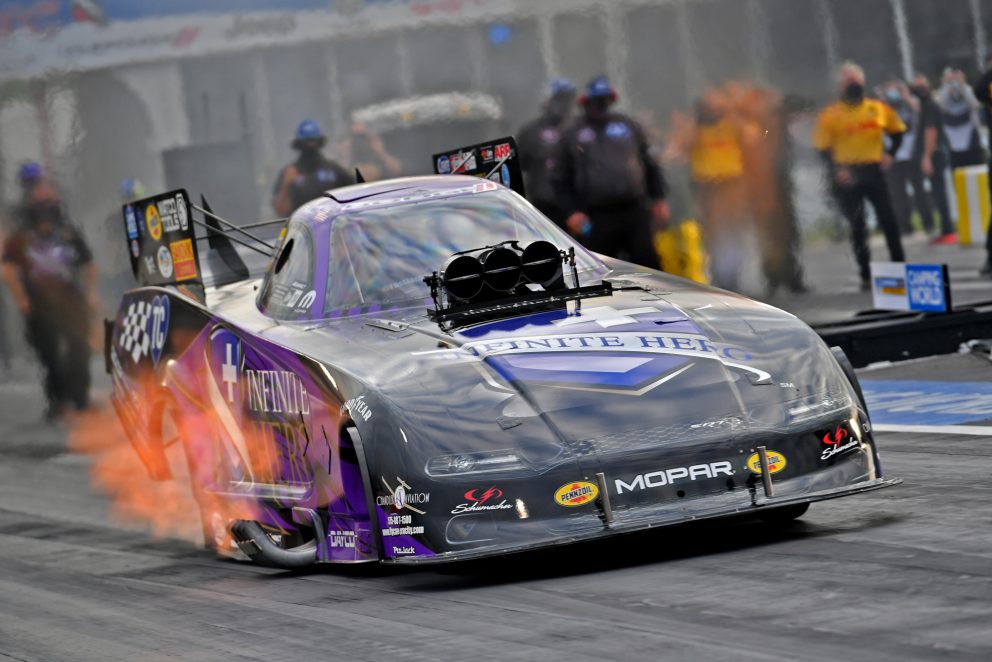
<box><xmin>106</xmin><ymin>148</ymin><xmax>900</xmax><ymax>569</ymax></box>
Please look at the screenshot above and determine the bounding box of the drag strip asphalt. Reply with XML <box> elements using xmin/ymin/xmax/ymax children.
<box><xmin>0</xmin><ymin>424</ymin><xmax>990</xmax><ymax>662</ymax></box>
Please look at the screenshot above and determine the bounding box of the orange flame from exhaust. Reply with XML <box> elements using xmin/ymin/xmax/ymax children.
<box><xmin>66</xmin><ymin>395</ymin><xmax>268</xmax><ymax>547</ymax></box>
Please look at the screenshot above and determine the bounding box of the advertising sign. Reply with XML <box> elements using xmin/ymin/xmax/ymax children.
<box><xmin>870</xmin><ymin>262</ymin><xmax>951</xmax><ymax>313</ymax></box>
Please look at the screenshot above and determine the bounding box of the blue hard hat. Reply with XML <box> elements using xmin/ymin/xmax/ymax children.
<box><xmin>295</xmin><ymin>118</ymin><xmax>324</xmax><ymax>141</ymax></box>
<box><xmin>584</xmin><ymin>75</ymin><xmax>616</xmax><ymax>99</ymax></box>
<box><xmin>18</xmin><ymin>161</ymin><xmax>43</xmax><ymax>185</ymax></box>
<box><xmin>549</xmin><ymin>78</ymin><xmax>576</xmax><ymax>96</ymax></box>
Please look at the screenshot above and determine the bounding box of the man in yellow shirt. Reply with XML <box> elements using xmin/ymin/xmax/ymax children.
<box><xmin>814</xmin><ymin>62</ymin><xmax>907</xmax><ymax>290</ymax></box>
<box><xmin>668</xmin><ymin>88</ymin><xmax>751</xmax><ymax>290</ymax></box>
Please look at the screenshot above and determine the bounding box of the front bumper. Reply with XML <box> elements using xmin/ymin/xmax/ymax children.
<box><xmin>385</xmin><ymin>476</ymin><xmax>902</xmax><ymax>565</ymax></box>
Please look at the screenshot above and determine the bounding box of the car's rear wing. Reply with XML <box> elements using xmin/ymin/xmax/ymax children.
<box><xmin>122</xmin><ymin>189</ymin><xmax>282</xmax><ymax>296</ymax></box>
<box><xmin>432</xmin><ymin>135</ymin><xmax>526</xmax><ymax>198</ymax></box>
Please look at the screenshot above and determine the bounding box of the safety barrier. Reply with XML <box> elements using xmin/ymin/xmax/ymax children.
<box><xmin>954</xmin><ymin>165</ymin><xmax>990</xmax><ymax>246</ymax></box>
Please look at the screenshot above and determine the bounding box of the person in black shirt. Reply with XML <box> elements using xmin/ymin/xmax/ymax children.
<box><xmin>910</xmin><ymin>73</ymin><xmax>955</xmax><ymax>242</ymax></box>
<box><xmin>272</xmin><ymin>119</ymin><xmax>353</xmax><ymax>217</ymax></box>
<box><xmin>556</xmin><ymin>76</ymin><xmax>669</xmax><ymax>270</ymax></box>
<box><xmin>1</xmin><ymin>181</ymin><xmax>97</xmax><ymax>418</ymax></box>
<box><xmin>517</xmin><ymin>79</ymin><xmax>577</xmax><ymax>228</ymax></box>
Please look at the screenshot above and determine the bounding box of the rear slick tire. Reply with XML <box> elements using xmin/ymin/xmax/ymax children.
<box><xmin>757</xmin><ymin>502</ymin><xmax>810</xmax><ymax>526</ymax></box>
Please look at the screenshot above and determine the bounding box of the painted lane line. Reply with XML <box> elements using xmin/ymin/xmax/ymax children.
<box><xmin>873</xmin><ymin>423</ymin><xmax>992</xmax><ymax>437</ymax></box>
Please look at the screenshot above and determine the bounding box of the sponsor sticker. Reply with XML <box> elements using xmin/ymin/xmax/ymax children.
<box><xmin>130</xmin><ymin>239</ymin><xmax>140</xmax><ymax>259</ymax></box>
<box><xmin>145</xmin><ymin>203</ymin><xmax>163</xmax><ymax>241</ymax></box>
<box><xmin>745</xmin><ymin>450</ymin><xmax>787</xmax><ymax>475</ymax></box>
<box><xmin>149</xmin><ymin>295</ymin><xmax>170</xmax><ymax>366</ymax></box>
<box><xmin>169</xmin><ymin>238</ymin><xmax>197</xmax><ymax>281</ymax></box>
<box><xmin>554</xmin><ymin>481</ymin><xmax>599</xmax><ymax>507</ymax></box>
<box><xmin>156</xmin><ymin>244</ymin><xmax>173</xmax><ymax>279</ymax></box>
<box><xmin>125</xmin><ymin>205</ymin><xmax>139</xmax><ymax>240</ymax></box>
<box><xmin>451</xmin><ymin>487</ymin><xmax>514</xmax><ymax>515</ymax></box>
<box><xmin>480</xmin><ymin>147</ymin><xmax>494</xmax><ymax>162</ymax></box>
<box><xmin>378</xmin><ymin>476</ymin><xmax>429</xmax><ymax>515</ymax></box>
<box><xmin>451</xmin><ymin>150</ymin><xmax>477</xmax><ymax>173</ymax></box>
<box><xmin>494</xmin><ymin>142</ymin><xmax>512</xmax><ymax>160</ymax></box>
<box><xmin>818</xmin><ymin>423</ymin><xmax>860</xmax><ymax>461</ymax></box>
<box><xmin>343</xmin><ymin>395</ymin><xmax>372</xmax><ymax>422</ymax></box>
<box><xmin>614</xmin><ymin>462</ymin><xmax>735</xmax><ymax>494</ymax></box>
<box><xmin>437</xmin><ymin>154</ymin><xmax>451</xmax><ymax>174</ymax></box>
<box><xmin>329</xmin><ymin>530</ymin><xmax>357</xmax><ymax>548</ymax></box>
<box><xmin>175</xmin><ymin>193</ymin><xmax>189</xmax><ymax>230</ymax></box>
<box><xmin>158</xmin><ymin>196</ymin><xmax>180</xmax><ymax>232</ymax></box>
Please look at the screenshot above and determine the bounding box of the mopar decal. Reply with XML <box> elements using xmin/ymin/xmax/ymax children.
<box><xmin>614</xmin><ymin>462</ymin><xmax>735</xmax><ymax>495</ymax></box>
<box><xmin>745</xmin><ymin>451</ymin><xmax>787</xmax><ymax>475</ymax></box>
<box><xmin>554</xmin><ymin>481</ymin><xmax>599</xmax><ymax>506</ymax></box>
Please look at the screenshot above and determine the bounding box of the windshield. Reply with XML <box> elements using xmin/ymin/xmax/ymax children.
<box><xmin>325</xmin><ymin>189</ymin><xmax>608</xmax><ymax>311</ymax></box>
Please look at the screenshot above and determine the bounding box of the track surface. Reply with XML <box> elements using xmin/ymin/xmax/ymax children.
<box><xmin>1</xmin><ymin>358</ymin><xmax>991</xmax><ymax>661</ymax></box>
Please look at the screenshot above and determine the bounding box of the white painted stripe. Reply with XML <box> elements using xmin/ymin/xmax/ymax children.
<box><xmin>873</xmin><ymin>423</ymin><xmax>992</xmax><ymax>437</ymax></box>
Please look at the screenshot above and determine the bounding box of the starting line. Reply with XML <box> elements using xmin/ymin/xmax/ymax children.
<box><xmin>861</xmin><ymin>379</ymin><xmax>992</xmax><ymax>427</ymax></box>
<box><xmin>871</xmin><ymin>423</ymin><xmax>992</xmax><ymax>437</ymax></box>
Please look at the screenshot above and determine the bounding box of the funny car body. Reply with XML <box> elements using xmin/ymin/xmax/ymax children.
<box><xmin>107</xmin><ymin>167</ymin><xmax>900</xmax><ymax>569</ymax></box>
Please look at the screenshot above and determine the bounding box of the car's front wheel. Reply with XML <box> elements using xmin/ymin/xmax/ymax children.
<box><xmin>757</xmin><ymin>502</ymin><xmax>810</xmax><ymax>526</ymax></box>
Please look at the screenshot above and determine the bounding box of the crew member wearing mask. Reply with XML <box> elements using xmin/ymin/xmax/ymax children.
<box><xmin>1</xmin><ymin>182</ymin><xmax>97</xmax><ymax>420</ymax></box>
<box><xmin>879</xmin><ymin>79</ymin><xmax>923</xmax><ymax>235</ymax></box>
<box><xmin>272</xmin><ymin>119</ymin><xmax>353</xmax><ymax>217</ymax></box>
<box><xmin>668</xmin><ymin>88</ymin><xmax>750</xmax><ymax>290</ymax></box>
<box><xmin>517</xmin><ymin>79</ymin><xmax>577</xmax><ymax>228</ymax></box>
<box><xmin>556</xmin><ymin>75</ymin><xmax>669</xmax><ymax>270</ymax></box>
<box><xmin>939</xmin><ymin>68</ymin><xmax>985</xmax><ymax>169</ymax></box>
<box><xmin>814</xmin><ymin>62</ymin><xmax>907</xmax><ymax>291</ymax></box>
<box><xmin>910</xmin><ymin>73</ymin><xmax>956</xmax><ymax>243</ymax></box>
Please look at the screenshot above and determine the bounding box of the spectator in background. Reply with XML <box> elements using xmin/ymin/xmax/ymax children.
<box><xmin>814</xmin><ymin>62</ymin><xmax>906</xmax><ymax>291</ymax></box>
<box><xmin>556</xmin><ymin>75</ymin><xmax>669</xmax><ymax>270</ymax></box>
<box><xmin>667</xmin><ymin>87</ymin><xmax>751</xmax><ymax>290</ymax></box>
<box><xmin>272</xmin><ymin>119</ymin><xmax>353</xmax><ymax>217</ymax></box>
<box><xmin>1</xmin><ymin>181</ymin><xmax>97</xmax><ymax>420</ymax></box>
<box><xmin>517</xmin><ymin>78</ymin><xmax>577</xmax><ymax>229</ymax></box>
<box><xmin>971</xmin><ymin>62</ymin><xmax>992</xmax><ymax>276</ymax></box>
<box><xmin>910</xmin><ymin>73</ymin><xmax>956</xmax><ymax>244</ymax></box>
<box><xmin>880</xmin><ymin>79</ymin><xmax>927</xmax><ymax>236</ymax></box>
<box><xmin>336</xmin><ymin>122</ymin><xmax>402</xmax><ymax>182</ymax></box>
<box><xmin>939</xmin><ymin>68</ymin><xmax>985</xmax><ymax>169</ymax></box>
<box><xmin>731</xmin><ymin>84</ymin><xmax>808</xmax><ymax>295</ymax></box>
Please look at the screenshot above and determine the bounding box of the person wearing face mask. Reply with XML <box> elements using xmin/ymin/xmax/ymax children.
<box><xmin>939</xmin><ymin>69</ymin><xmax>985</xmax><ymax>169</ymax></box>
<box><xmin>556</xmin><ymin>75</ymin><xmax>669</xmax><ymax>270</ymax></box>
<box><xmin>880</xmin><ymin>79</ymin><xmax>925</xmax><ymax>236</ymax></box>
<box><xmin>909</xmin><ymin>73</ymin><xmax>956</xmax><ymax>243</ymax></box>
<box><xmin>517</xmin><ymin>79</ymin><xmax>578</xmax><ymax>229</ymax></box>
<box><xmin>814</xmin><ymin>62</ymin><xmax>907</xmax><ymax>291</ymax></box>
<box><xmin>272</xmin><ymin>119</ymin><xmax>353</xmax><ymax>217</ymax></box>
<box><xmin>1</xmin><ymin>181</ymin><xmax>97</xmax><ymax>420</ymax></box>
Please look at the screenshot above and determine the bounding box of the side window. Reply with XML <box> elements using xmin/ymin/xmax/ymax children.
<box><xmin>259</xmin><ymin>223</ymin><xmax>317</xmax><ymax>320</ymax></box>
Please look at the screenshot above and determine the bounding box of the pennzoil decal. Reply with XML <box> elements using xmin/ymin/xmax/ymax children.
<box><xmin>554</xmin><ymin>481</ymin><xmax>599</xmax><ymax>507</ymax></box>
<box><xmin>745</xmin><ymin>450</ymin><xmax>787</xmax><ymax>475</ymax></box>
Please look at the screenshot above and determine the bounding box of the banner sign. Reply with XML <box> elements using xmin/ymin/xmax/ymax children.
<box><xmin>870</xmin><ymin>262</ymin><xmax>951</xmax><ymax>313</ymax></box>
<box><xmin>123</xmin><ymin>189</ymin><xmax>201</xmax><ymax>287</ymax></box>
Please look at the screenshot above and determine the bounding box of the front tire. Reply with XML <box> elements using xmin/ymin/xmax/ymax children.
<box><xmin>757</xmin><ymin>502</ymin><xmax>810</xmax><ymax>526</ymax></box>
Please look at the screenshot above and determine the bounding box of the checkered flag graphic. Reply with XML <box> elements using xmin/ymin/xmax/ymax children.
<box><xmin>119</xmin><ymin>301</ymin><xmax>151</xmax><ymax>363</ymax></box>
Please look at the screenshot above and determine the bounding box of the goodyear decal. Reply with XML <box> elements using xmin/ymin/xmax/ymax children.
<box><xmin>554</xmin><ymin>481</ymin><xmax>599</xmax><ymax>507</ymax></box>
<box><xmin>745</xmin><ymin>450</ymin><xmax>787</xmax><ymax>475</ymax></box>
